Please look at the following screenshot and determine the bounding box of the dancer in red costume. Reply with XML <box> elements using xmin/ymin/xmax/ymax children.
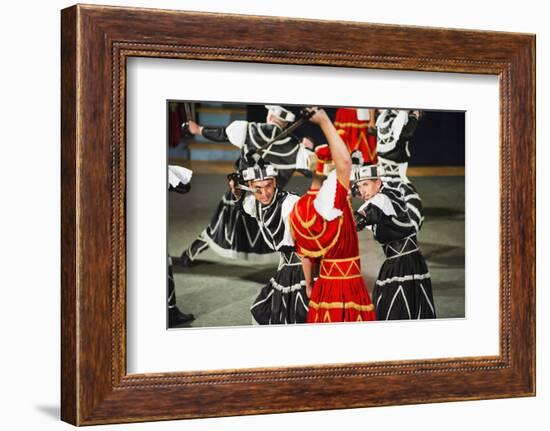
<box><xmin>290</xmin><ymin>108</ymin><xmax>376</xmax><ymax>323</ymax></box>
<box><xmin>334</xmin><ymin>108</ymin><xmax>377</xmax><ymax>164</ymax></box>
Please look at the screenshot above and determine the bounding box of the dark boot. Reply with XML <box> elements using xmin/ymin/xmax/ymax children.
<box><xmin>179</xmin><ymin>237</ymin><xmax>208</xmax><ymax>267</ymax></box>
<box><xmin>179</xmin><ymin>250</ymin><xmax>195</xmax><ymax>268</ymax></box>
<box><xmin>167</xmin><ymin>261</ymin><xmax>194</xmax><ymax>326</ymax></box>
<box><xmin>168</xmin><ymin>306</ymin><xmax>195</xmax><ymax>326</ymax></box>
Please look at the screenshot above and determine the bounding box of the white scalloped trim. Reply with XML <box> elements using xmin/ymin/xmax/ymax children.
<box><xmin>168</xmin><ymin>165</ymin><xmax>192</xmax><ymax>187</ymax></box>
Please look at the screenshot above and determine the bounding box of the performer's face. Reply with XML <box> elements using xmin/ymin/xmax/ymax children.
<box><xmin>266</xmin><ymin>114</ymin><xmax>287</xmax><ymax>129</ymax></box>
<box><xmin>356</xmin><ymin>179</ymin><xmax>381</xmax><ymax>201</ymax></box>
<box><xmin>250</xmin><ymin>178</ymin><xmax>276</xmax><ymax>205</ymax></box>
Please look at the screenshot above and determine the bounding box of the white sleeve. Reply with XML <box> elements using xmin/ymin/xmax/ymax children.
<box><xmin>356</xmin><ymin>108</ymin><xmax>370</xmax><ymax>121</ymax></box>
<box><xmin>358</xmin><ymin>193</ymin><xmax>396</xmax><ymax>217</ymax></box>
<box><xmin>294</xmin><ymin>144</ymin><xmax>314</xmax><ymax>170</ymax></box>
<box><xmin>313</xmin><ymin>171</ymin><xmax>343</xmax><ymax>221</ymax></box>
<box><xmin>280</xmin><ymin>194</ymin><xmax>300</xmax><ymax>247</ymax></box>
<box><xmin>375</xmin><ymin>109</ymin><xmax>388</xmax><ymax>128</ymax></box>
<box><xmin>168</xmin><ymin>165</ymin><xmax>192</xmax><ymax>188</ymax></box>
<box><xmin>242</xmin><ymin>193</ymin><xmax>257</xmax><ymax>217</ymax></box>
<box><xmin>391</xmin><ymin>110</ymin><xmax>409</xmax><ymax>139</ymax></box>
<box><xmin>225</xmin><ymin>121</ymin><xmax>249</xmax><ymax>148</ymax></box>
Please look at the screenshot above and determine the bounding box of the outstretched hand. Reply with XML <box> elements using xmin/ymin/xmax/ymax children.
<box><xmin>187</xmin><ymin>120</ymin><xmax>202</xmax><ymax>135</ymax></box>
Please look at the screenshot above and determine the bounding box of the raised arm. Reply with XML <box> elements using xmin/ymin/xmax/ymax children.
<box><xmin>309</xmin><ymin>108</ymin><xmax>352</xmax><ymax>188</ymax></box>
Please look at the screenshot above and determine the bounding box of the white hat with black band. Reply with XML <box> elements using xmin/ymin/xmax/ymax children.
<box><xmin>351</xmin><ymin>164</ymin><xmax>385</xmax><ymax>183</ymax></box>
<box><xmin>241</xmin><ymin>164</ymin><xmax>278</xmax><ymax>182</ymax></box>
<box><xmin>265</xmin><ymin>105</ymin><xmax>296</xmax><ymax>123</ymax></box>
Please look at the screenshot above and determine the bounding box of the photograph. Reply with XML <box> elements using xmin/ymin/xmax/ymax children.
<box><xmin>167</xmin><ymin>102</ymin><xmax>465</xmax><ymax>328</ymax></box>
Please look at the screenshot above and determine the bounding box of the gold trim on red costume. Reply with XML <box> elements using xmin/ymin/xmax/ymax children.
<box><xmin>290</xmin><ymin>217</ymin><xmax>343</xmax><ymax>258</ymax></box>
<box><xmin>320</xmin><ymin>256</ymin><xmax>362</xmax><ymax>280</ymax></box>
<box><xmin>289</xmin><ymin>192</ymin><xmax>344</xmax><ymax>258</ymax></box>
<box><xmin>334</xmin><ymin>121</ymin><xmax>369</xmax><ymax>129</ymax></box>
<box><xmin>308</xmin><ymin>301</ymin><xmax>375</xmax><ymax>311</ymax></box>
<box><xmin>309</xmin><ymin>301</ymin><xmax>376</xmax><ymax>323</ymax></box>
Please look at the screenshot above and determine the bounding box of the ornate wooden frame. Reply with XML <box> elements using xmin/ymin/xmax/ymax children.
<box><xmin>60</xmin><ymin>4</ymin><xmax>536</xmax><ymax>425</ymax></box>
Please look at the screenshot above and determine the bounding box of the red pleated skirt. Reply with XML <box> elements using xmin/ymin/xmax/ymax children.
<box><xmin>307</xmin><ymin>256</ymin><xmax>376</xmax><ymax>323</ymax></box>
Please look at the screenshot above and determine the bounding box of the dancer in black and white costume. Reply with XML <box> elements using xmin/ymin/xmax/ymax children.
<box><xmin>228</xmin><ymin>160</ymin><xmax>309</xmax><ymax>324</ymax></box>
<box><xmin>352</xmin><ymin>164</ymin><xmax>436</xmax><ymax>320</ymax></box>
<box><xmin>375</xmin><ymin>109</ymin><xmax>424</xmax><ymax>233</ymax></box>
<box><xmin>180</xmin><ymin>105</ymin><xmax>312</xmax><ymax>266</ymax></box>
<box><xmin>167</xmin><ymin>165</ymin><xmax>195</xmax><ymax>326</ymax></box>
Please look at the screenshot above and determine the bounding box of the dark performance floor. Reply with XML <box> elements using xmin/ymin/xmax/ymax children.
<box><xmin>168</xmin><ymin>174</ymin><xmax>465</xmax><ymax>328</ymax></box>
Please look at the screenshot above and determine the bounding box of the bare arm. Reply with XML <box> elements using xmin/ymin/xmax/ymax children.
<box><xmin>309</xmin><ymin>108</ymin><xmax>352</xmax><ymax>187</ymax></box>
<box><xmin>299</xmin><ymin>256</ymin><xmax>315</xmax><ymax>298</ymax></box>
<box><xmin>367</xmin><ymin>109</ymin><xmax>376</xmax><ymax>129</ymax></box>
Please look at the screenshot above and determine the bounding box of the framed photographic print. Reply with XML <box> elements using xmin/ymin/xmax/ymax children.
<box><xmin>61</xmin><ymin>4</ymin><xmax>535</xmax><ymax>425</ymax></box>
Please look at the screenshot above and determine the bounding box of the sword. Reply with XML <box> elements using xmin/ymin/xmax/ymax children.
<box><xmin>236</xmin><ymin>184</ymin><xmax>254</xmax><ymax>192</ymax></box>
<box><xmin>180</xmin><ymin>102</ymin><xmax>196</xmax><ymax>137</ymax></box>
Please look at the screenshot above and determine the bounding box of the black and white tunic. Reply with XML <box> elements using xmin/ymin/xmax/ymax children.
<box><xmin>203</xmin><ymin>120</ymin><xmax>310</xmax><ymax>188</ymax></box>
<box><xmin>186</xmin><ymin>121</ymin><xmax>311</xmax><ymax>261</ymax></box>
<box><xmin>376</xmin><ymin>109</ymin><xmax>419</xmax><ymax>166</ymax></box>
<box><xmin>191</xmin><ymin>189</ymin><xmax>274</xmax><ymax>261</ymax></box>
<box><xmin>376</xmin><ymin>109</ymin><xmax>424</xmax><ymax>232</ymax></box>
<box><xmin>240</xmin><ymin>189</ymin><xmax>309</xmax><ymax>324</ymax></box>
<box><xmin>380</xmin><ymin>179</ymin><xmax>424</xmax><ymax>234</ymax></box>
<box><xmin>356</xmin><ymin>186</ymin><xmax>436</xmax><ymax>320</ymax></box>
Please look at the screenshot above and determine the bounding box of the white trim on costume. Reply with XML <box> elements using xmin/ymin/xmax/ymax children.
<box><xmin>385</xmin><ymin>285</ymin><xmax>411</xmax><ymax>320</ymax></box>
<box><xmin>420</xmin><ymin>283</ymin><xmax>436</xmax><ymax>315</ymax></box>
<box><xmin>376</xmin><ymin>272</ymin><xmax>431</xmax><ymax>286</ymax></box>
<box><xmin>242</xmin><ymin>193</ymin><xmax>257</xmax><ymax>217</ymax></box>
<box><xmin>313</xmin><ymin>171</ymin><xmax>343</xmax><ymax>221</ymax></box>
<box><xmin>376</xmin><ymin>110</ymin><xmax>409</xmax><ymax>154</ymax></box>
<box><xmin>356</xmin><ymin>108</ymin><xmax>370</xmax><ymax>121</ymax></box>
<box><xmin>225</xmin><ymin>120</ymin><xmax>248</xmax><ymax>148</ymax></box>
<box><xmin>359</xmin><ymin>193</ymin><xmax>397</xmax><ymax>217</ymax></box>
<box><xmin>200</xmin><ymin>232</ymin><xmax>277</xmax><ymax>262</ymax></box>
<box><xmin>168</xmin><ymin>165</ymin><xmax>192</xmax><ymax>187</ymax></box>
<box><xmin>279</xmin><ymin>194</ymin><xmax>300</xmax><ymax>247</ymax></box>
<box><xmin>295</xmin><ymin>144</ymin><xmax>314</xmax><ymax>171</ymax></box>
<box><xmin>250</xmin><ymin>289</ymin><xmax>274</xmax><ymax>310</ymax></box>
<box><xmin>269</xmin><ymin>277</ymin><xmax>306</xmax><ymax>293</ymax></box>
